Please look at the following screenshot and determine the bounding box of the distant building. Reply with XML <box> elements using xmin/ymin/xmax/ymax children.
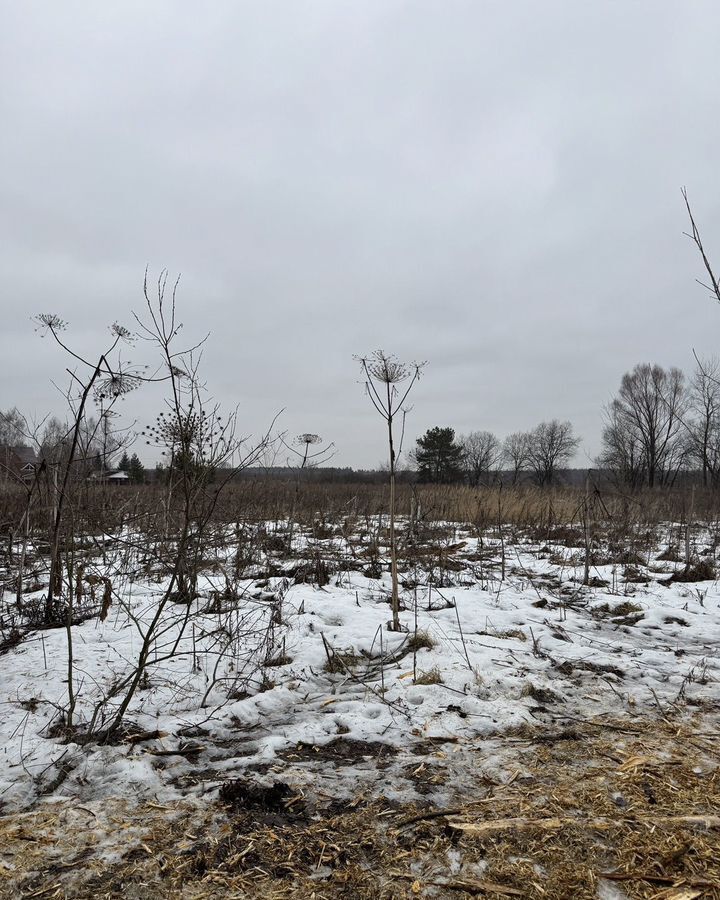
<box><xmin>87</xmin><ymin>469</ymin><xmax>132</xmax><ymax>485</ymax></box>
<box><xmin>0</xmin><ymin>445</ymin><xmax>39</xmax><ymax>482</ymax></box>
<box><xmin>107</xmin><ymin>471</ymin><xmax>131</xmax><ymax>485</ymax></box>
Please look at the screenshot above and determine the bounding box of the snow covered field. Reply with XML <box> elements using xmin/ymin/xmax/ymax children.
<box><xmin>2</xmin><ymin>520</ymin><xmax>719</xmax><ymax>817</ymax></box>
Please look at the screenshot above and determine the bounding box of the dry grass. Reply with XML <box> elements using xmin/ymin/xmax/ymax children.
<box><xmin>478</xmin><ymin>627</ymin><xmax>528</xmax><ymax>642</ymax></box>
<box><xmin>322</xmin><ymin>647</ymin><xmax>364</xmax><ymax>674</ymax></box>
<box><xmin>413</xmin><ymin>665</ymin><xmax>444</xmax><ymax>685</ymax></box>
<box><xmin>3</xmin><ymin>478</ymin><xmax>716</xmax><ymax>537</ymax></box>
<box><xmin>406</xmin><ymin>629</ymin><xmax>437</xmax><ymax>652</ymax></box>
<box><xmin>2</xmin><ymin>716</ymin><xmax>719</xmax><ymax>899</ymax></box>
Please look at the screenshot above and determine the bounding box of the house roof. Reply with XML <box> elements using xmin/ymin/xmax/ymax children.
<box><xmin>2</xmin><ymin>445</ymin><xmax>38</xmax><ymax>466</ymax></box>
<box><xmin>107</xmin><ymin>471</ymin><xmax>130</xmax><ymax>480</ymax></box>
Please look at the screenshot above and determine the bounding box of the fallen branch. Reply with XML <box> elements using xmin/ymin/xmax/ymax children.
<box><xmin>393</xmin><ymin>871</ymin><xmax>523</xmax><ymax>896</ymax></box>
<box><xmin>396</xmin><ymin>806</ymin><xmax>467</xmax><ymax>828</ymax></box>
<box><xmin>448</xmin><ymin>814</ymin><xmax>720</xmax><ymax>836</ymax></box>
<box><xmin>601</xmin><ymin>870</ymin><xmax>720</xmax><ymax>891</ymax></box>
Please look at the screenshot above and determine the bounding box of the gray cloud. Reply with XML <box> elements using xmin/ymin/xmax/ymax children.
<box><xmin>2</xmin><ymin>1</ymin><xmax>720</xmax><ymax>468</ymax></box>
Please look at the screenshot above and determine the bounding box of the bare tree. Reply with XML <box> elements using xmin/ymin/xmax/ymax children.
<box><xmin>599</xmin><ymin>364</ymin><xmax>689</xmax><ymax>489</ymax></box>
<box><xmin>502</xmin><ymin>431</ymin><xmax>531</xmax><ymax>485</ymax></box>
<box><xmin>460</xmin><ymin>431</ymin><xmax>501</xmax><ymax>486</ymax></box>
<box><xmin>0</xmin><ymin>408</ymin><xmax>30</xmax><ymax>483</ymax></box>
<box><xmin>527</xmin><ymin>420</ymin><xmax>580</xmax><ymax>486</ymax></box>
<box><xmin>688</xmin><ymin>356</ymin><xmax>720</xmax><ymax>487</ymax></box>
<box><xmin>596</xmin><ymin>402</ymin><xmax>646</xmax><ymax>489</ymax></box>
<box><xmin>683</xmin><ymin>187</ymin><xmax>720</xmax><ymax>306</ymax></box>
<box><xmin>683</xmin><ymin>189</ymin><xmax>720</xmax><ymax>487</ymax></box>
<box><xmin>0</xmin><ymin>408</ymin><xmax>26</xmax><ymax>446</ymax></box>
<box><xmin>356</xmin><ymin>351</ymin><xmax>424</xmax><ymax>631</ymax></box>
<box><xmin>40</xmin><ymin>416</ymin><xmax>70</xmax><ymax>464</ymax></box>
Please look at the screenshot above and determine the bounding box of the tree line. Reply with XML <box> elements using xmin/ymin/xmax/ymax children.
<box><xmin>410</xmin><ymin>356</ymin><xmax>720</xmax><ymax>489</ymax></box>
<box><xmin>411</xmin><ymin>421</ymin><xmax>580</xmax><ymax>486</ymax></box>
<box><xmin>4</xmin><ymin>358</ymin><xmax>720</xmax><ymax>493</ymax></box>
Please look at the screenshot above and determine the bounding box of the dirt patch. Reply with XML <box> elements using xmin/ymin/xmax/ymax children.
<box><xmin>522</xmin><ymin>682</ymin><xmax>565</xmax><ymax>705</ymax></box>
<box><xmin>402</xmin><ymin>759</ymin><xmax>449</xmax><ymax>795</ymax></box>
<box><xmin>2</xmin><ymin>716</ymin><xmax>720</xmax><ymax>898</ymax></box>
<box><xmin>279</xmin><ymin>736</ymin><xmax>398</xmax><ymax>767</ymax></box>
<box><xmin>568</xmin><ymin>659</ymin><xmax>626</xmax><ymax>679</ymax></box>
<box><xmin>218</xmin><ymin>779</ymin><xmax>306</xmax><ymax>825</ymax></box>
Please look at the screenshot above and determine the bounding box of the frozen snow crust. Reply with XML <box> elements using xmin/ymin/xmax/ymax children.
<box><xmin>1</xmin><ymin>519</ymin><xmax>719</xmax><ymax>814</ymax></box>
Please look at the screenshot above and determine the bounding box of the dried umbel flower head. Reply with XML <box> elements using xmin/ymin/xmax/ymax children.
<box><xmin>296</xmin><ymin>433</ymin><xmax>322</xmax><ymax>446</ymax></box>
<box><xmin>94</xmin><ymin>372</ymin><xmax>142</xmax><ymax>401</ymax></box>
<box><xmin>110</xmin><ymin>322</ymin><xmax>135</xmax><ymax>343</ymax></box>
<box><xmin>357</xmin><ymin>350</ymin><xmax>422</xmax><ymax>385</ymax></box>
<box><xmin>34</xmin><ymin>313</ymin><xmax>68</xmax><ymax>333</ymax></box>
<box><xmin>143</xmin><ymin>409</ymin><xmax>223</xmax><ymax>453</ymax></box>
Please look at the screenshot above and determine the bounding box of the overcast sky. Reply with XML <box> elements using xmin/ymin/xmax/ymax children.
<box><xmin>2</xmin><ymin>1</ymin><xmax>720</xmax><ymax>468</ymax></box>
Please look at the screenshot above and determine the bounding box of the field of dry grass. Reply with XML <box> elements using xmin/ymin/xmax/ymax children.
<box><xmin>2</xmin><ymin>478</ymin><xmax>715</xmax><ymax>536</ymax></box>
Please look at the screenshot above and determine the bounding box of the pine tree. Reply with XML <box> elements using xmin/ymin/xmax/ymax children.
<box><xmin>118</xmin><ymin>451</ymin><xmax>130</xmax><ymax>473</ymax></box>
<box><xmin>415</xmin><ymin>427</ymin><xmax>464</xmax><ymax>484</ymax></box>
<box><xmin>128</xmin><ymin>453</ymin><xmax>145</xmax><ymax>483</ymax></box>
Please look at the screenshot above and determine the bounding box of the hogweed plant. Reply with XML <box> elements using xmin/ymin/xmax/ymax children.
<box><xmin>356</xmin><ymin>351</ymin><xmax>425</xmax><ymax>631</ymax></box>
<box><xmin>276</xmin><ymin>431</ymin><xmax>335</xmax><ymax>551</ymax></box>
<box><xmin>33</xmin><ymin>312</ymin><xmax>141</xmax><ymax>728</ymax></box>
<box><xmin>33</xmin><ymin>313</ymin><xmax>140</xmax><ymax>624</ymax></box>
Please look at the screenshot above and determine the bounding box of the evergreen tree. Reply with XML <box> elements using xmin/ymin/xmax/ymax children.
<box><xmin>415</xmin><ymin>427</ymin><xmax>464</xmax><ymax>483</ymax></box>
<box><xmin>118</xmin><ymin>451</ymin><xmax>130</xmax><ymax>473</ymax></box>
<box><xmin>128</xmin><ymin>453</ymin><xmax>145</xmax><ymax>483</ymax></box>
